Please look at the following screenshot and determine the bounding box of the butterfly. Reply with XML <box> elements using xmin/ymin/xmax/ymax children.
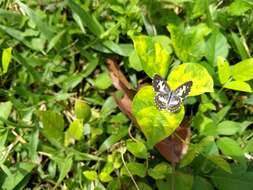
<box><xmin>152</xmin><ymin>74</ymin><xmax>193</xmax><ymax>112</ymax></box>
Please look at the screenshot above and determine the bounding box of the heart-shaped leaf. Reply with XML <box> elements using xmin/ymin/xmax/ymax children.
<box><xmin>132</xmin><ymin>35</ymin><xmax>171</xmax><ymax>78</ymax></box>
<box><xmin>167</xmin><ymin>63</ymin><xmax>214</xmax><ymax>96</ymax></box>
<box><xmin>132</xmin><ymin>86</ymin><xmax>184</xmax><ymax>148</ymax></box>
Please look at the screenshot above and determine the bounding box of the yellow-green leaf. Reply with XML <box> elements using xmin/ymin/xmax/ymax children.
<box><xmin>74</xmin><ymin>99</ymin><xmax>91</xmax><ymax>122</ymax></box>
<box><xmin>206</xmin><ymin>155</ymin><xmax>232</xmax><ymax>173</ymax></box>
<box><xmin>65</xmin><ymin>119</ymin><xmax>83</xmax><ymax>146</ymax></box>
<box><xmin>224</xmin><ymin>81</ymin><xmax>252</xmax><ymax>92</ymax></box>
<box><xmin>167</xmin><ymin>63</ymin><xmax>214</xmax><ymax>96</ymax></box>
<box><xmin>83</xmin><ymin>170</ymin><xmax>97</xmax><ymax>181</ymax></box>
<box><xmin>132</xmin><ymin>86</ymin><xmax>184</xmax><ymax>148</ymax></box>
<box><xmin>2</xmin><ymin>47</ymin><xmax>12</xmax><ymax>74</ymax></box>
<box><xmin>132</xmin><ymin>35</ymin><xmax>171</xmax><ymax>78</ymax></box>
<box><xmin>232</xmin><ymin>58</ymin><xmax>253</xmax><ymax>81</ymax></box>
<box><xmin>217</xmin><ymin>57</ymin><xmax>231</xmax><ymax>84</ymax></box>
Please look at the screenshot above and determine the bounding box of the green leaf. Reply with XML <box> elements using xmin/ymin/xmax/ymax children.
<box><xmin>37</xmin><ymin>111</ymin><xmax>64</xmax><ymax>147</ymax></box>
<box><xmin>2</xmin><ymin>47</ymin><xmax>12</xmax><ymax>74</ymax></box>
<box><xmin>167</xmin><ymin>63</ymin><xmax>214</xmax><ymax>96</ymax></box>
<box><xmin>93</xmin><ymin>72</ymin><xmax>112</xmax><ymax>90</ymax></box>
<box><xmin>132</xmin><ymin>35</ymin><xmax>171</xmax><ymax>78</ymax></box>
<box><xmin>206</xmin><ymin>31</ymin><xmax>229</xmax><ymax>66</ymax></box>
<box><xmin>67</xmin><ymin>0</ymin><xmax>104</xmax><ymax>37</ymax></box>
<box><xmin>193</xmin><ymin>176</ymin><xmax>214</xmax><ymax>190</ymax></box>
<box><xmin>227</xmin><ymin>0</ymin><xmax>253</xmax><ymax>16</ymax></box>
<box><xmin>129</xmin><ymin>50</ymin><xmax>143</xmax><ymax>71</ymax></box>
<box><xmin>148</xmin><ymin>162</ymin><xmax>172</xmax><ymax>179</ymax></box>
<box><xmin>99</xmin><ymin>126</ymin><xmax>128</xmax><ymax>152</ymax></box>
<box><xmin>230</xmin><ymin>32</ymin><xmax>250</xmax><ymax>60</ymax></box>
<box><xmin>83</xmin><ymin>170</ymin><xmax>97</xmax><ymax>181</ymax></box>
<box><xmin>0</xmin><ymin>101</ymin><xmax>12</xmax><ymax>126</ymax></box>
<box><xmin>217</xmin><ymin>137</ymin><xmax>244</xmax><ymax>157</ymax></box>
<box><xmin>2</xmin><ymin>162</ymin><xmax>35</xmax><ymax>190</ymax></box>
<box><xmin>126</xmin><ymin>140</ymin><xmax>148</xmax><ymax>159</ymax></box>
<box><xmin>47</xmin><ymin>30</ymin><xmax>65</xmax><ymax>52</ymax></box>
<box><xmin>65</xmin><ymin>119</ymin><xmax>84</xmax><ymax>146</ymax></box>
<box><xmin>232</xmin><ymin>58</ymin><xmax>253</xmax><ymax>81</ymax></box>
<box><xmin>74</xmin><ymin>99</ymin><xmax>91</xmax><ymax>122</ymax></box>
<box><xmin>156</xmin><ymin>171</ymin><xmax>193</xmax><ymax>190</ymax></box>
<box><xmin>224</xmin><ymin>81</ymin><xmax>252</xmax><ymax>92</ymax></box>
<box><xmin>203</xmin><ymin>121</ymin><xmax>241</xmax><ymax>136</ymax></box>
<box><xmin>217</xmin><ymin>57</ymin><xmax>231</xmax><ymax>84</ymax></box>
<box><xmin>210</xmin><ymin>170</ymin><xmax>253</xmax><ymax>190</ymax></box>
<box><xmin>206</xmin><ymin>155</ymin><xmax>232</xmax><ymax>173</ymax></box>
<box><xmin>167</xmin><ymin>23</ymin><xmax>211</xmax><ymax>62</ymax></box>
<box><xmin>132</xmin><ymin>86</ymin><xmax>185</xmax><ymax>148</ymax></box>
<box><xmin>17</xmin><ymin>1</ymin><xmax>54</xmax><ymax>39</ymax></box>
<box><xmin>120</xmin><ymin>162</ymin><xmax>146</xmax><ymax>177</ymax></box>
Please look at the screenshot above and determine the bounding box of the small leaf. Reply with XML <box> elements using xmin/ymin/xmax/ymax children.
<box><xmin>148</xmin><ymin>162</ymin><xmax>172</xmax><ymax>179</ymax></box>
<box><xmin>126</xmin><ymin>140</ymin><xmax>148</xmax><ymax>159</ymax></box>
<box><xmin>203</xmin><ymin>121</ymin><xmax>241</xmax><ymax>136</ymax></box>
<box><xmin>2</xmin><ymin>47</ymin><xmax>12</xmax><ymax>74</ymax></box>
<box><xmin>120</xmin><ymin>162</ymin><xmax>146</xmax><ymax>177</ymax></box>
<box><xmin>65</xmin><ymin>119</ymin><xmax>83</xmax><ymax>146</ymax></box>
<box><xmin>74</xmin><ymin>99</ymin><xmax>91</xmax><ymax>122</ymax></box>
<box><xmin>232</xmin><ymin>58</ymin><xmax>253</xmax><ymax>81</ymax></box>
<box><xmin>0</xmin><ymin>101</ymin><xmax>12</xmax><ymax>125</ymax></box>
<box><xmin>206</xmin><ymin>31</ymin><xmax>229</xmax><ymax>66</ymax></box>
<box><xmin>83</xmin><ymin>170</ymin><xmax>97</xmax><ymax>181</ymax></box>
<box><xmin>132</xmin><ymin>86</ymin><xmax>185</xmax><ymax>148</ymax></box>
<box><xmin>217</xmin><ymin>137</ymin><xmax>244</xmax><ymax>157</ymax></box>
<box><xmin>224</xmin><ymin>81</ymin><xmax>252</xmax><ymax>92</ymax></box>
<box><xmin>37</xmin><ymin>111</ymin><xmax>64</xmax><ymax>146</ymax></box>
<box><xmin>167</xmin><ymin>63</ymin><xmax>214</xmax><ymax>96</ymax></box>
<box><xmin>206</xmin><ymin>155</ymin><xmax>232</xmax><ymax>173</ymax></box>
<box><xmin>132</xmin><ymin>35</ymin><xmax>171</xmax><ymax>78</ymax></box>
<box><xmin>217</xmin><ymin>57</ymin><xmax>230</xmax><ymax>84</ymax></box>
<box><xmin>227</xmin><ymin>0</ymin><xmax>253</xmax><ymax>16</ymax></box>
<box><xmin>93</xmin><ymin>72</ymin><xmax>112</xmax><ymax>90</ymax></box>
<box><xmin>129</xmin><ymin>50</ymin><xmax>143</xmax><ymax>71</ymax></box>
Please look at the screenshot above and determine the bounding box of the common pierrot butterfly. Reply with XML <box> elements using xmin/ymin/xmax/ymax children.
<box><xmin>152</xmin><ymin>74</ymin><xmax>193</xmax><ymax>112</ymax></box>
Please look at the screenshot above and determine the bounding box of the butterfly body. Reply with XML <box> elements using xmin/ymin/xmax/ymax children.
<box><xmin>152</xmin><ymin>74</ymin><xmax>192</xmax><ymax>112</ymax></box>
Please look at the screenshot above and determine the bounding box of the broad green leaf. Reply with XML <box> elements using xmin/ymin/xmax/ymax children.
<box><xmin>192</xmin><ymin>176</ymin><xmax>214</xmax><ymax>190</ymax></box>
<box><xmin>224</xmin><ymin>81</ymin><xmax>252</xmax><ymax>92</ymax></box>
<box><xmin>83</xmin><ymin>170</ymin><xmax>97</xmax><ymax>181</ymax></box>
<box><xmin>227</xmin><ymin>0</ymin><xmax>253</xmax><ymax>16</ymax></box>
<box><xmin>191</xmin><ymin>0</ymin><xmax>208</xmax><ymax>19</ymax></box>
<box><xmin>129</xmin><ymin>50</ymin><xmax>143</xmax><ymax>71</ymax></box>
<box><xmin>120</xmin><ymin>162</ymin><xmax>146</xmax><ymax>177</ymax></box>
<box><xmin>65</xmin><ymin>119</ymin><xmax>83</xmax><ymax>146</ymax></box>
<box><xmin>206</xmin><ymin>31</ymin><xmax>229</xmax><ymax>66</ymax></box>
<box><xmin>148</xmin><ymin>162</ymin><xmax>172</xmax><ymax>179</ymax></box>
<box><xmin>37</xmin><ymin>111</ymin><xmax>64</xmax><ymax>147</ymax></box>
<box><xmin>74</xmin><ymin>99</ymin><xmax>91</xmax><ymax>122</ymax></box>
<box><xmin>167</xmin><ymin>23</ymin><xmax>211</xmax><ymax>62</ymax></box>
<box><xmin>100</xmin><ymin>96</ymin><xmax>117</xmax><ymax>119</ymax></box>
<box><xmin>210</xmin><ymin>170</ymin><xmax>253</xmax><ymax>190</ymax></box>
<box><xmin>2</xmin><ymin>47</ymin><xmax>12</xmax><ymax>74</ymax></box>
<box><xmin>156</xmin><ymin>171</ymin><xmax>193</xmax><ymax>190</ymax></box>
<box><xmin>0</xmin><ymin>101</ymin><xmax>12</xmax><ymax>126</ymax></box>
<box><xmin>126</xmin><ymin>140</ymin><xmax>148</xmax><ymax>159</ymax></box>
<box><xmin>232</xmin><ymin>58</ymin><xmax>253</xmax><ymax>81</ymax></box>
<box><xmin>206</xmin><ymin>155</ymin><xmax>232</xmax><ymax>173</ymax></box>
<box><xmin>217</xmin><ymin>57</ymin><xmax>231</xmax><ymax>84</ymax></box>
<box><xmin>167</xmin><ymin>63</ymin><xmax>214</xmax><ymax>96</ymax></box>
<box><xmin>132</xmin><ymin>35</ymin><xmax>171</xmax><ymax>78</ymax></box>
<box><xmin>2</xmin><ymin>162</ymin><xmax>35</xmax><ymax>190</ymax></box>
<box><xmin>67</xmin><ymin>0</ymin><xmax>104</xmax><ymax>37</ymax></box>
<box><xmin>132</xmin><ymin>86</ymin><xmax>185</xmax><ymax>148</ymax></box>
<box><xmin>203</xmin><ymin>121</ymin><xmax>241</xmax><ymax>136</ymax></box>
<box><xmin>217</xmin><ymin>137</ymin><xmax>244</xmax><ymax>157</ymax></box>
<box><xmin>93</xmin><ymin>72</ymin><xmax>112</xmax><ymax>90</ymax></box>
<box><xmin>103</xmin><ymin>41</ymin><xmax>134</xmax><ymax>56</ymax></box>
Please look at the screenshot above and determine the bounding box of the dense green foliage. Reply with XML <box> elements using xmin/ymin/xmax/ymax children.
<box><xmin>0</xmin><ymin>0</ymin><xmax>253</xmax><ymax>189</ymax></box>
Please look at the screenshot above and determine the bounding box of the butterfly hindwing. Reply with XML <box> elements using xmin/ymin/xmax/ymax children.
<box><xmin>154</xmin><ymin>93</ymin><xmax>169</xmax><ymax>110</ymax></box>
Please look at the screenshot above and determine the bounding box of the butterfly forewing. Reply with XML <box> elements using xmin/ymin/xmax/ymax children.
<box><xmin>174</xmin><ymin>81</ymin><xmax>193</xmax><ymax>98</ymax></box>
<box><xmin>152</xmin><ymin>74</ymin><xmax>171</xmax><ymax>94</ymax></box>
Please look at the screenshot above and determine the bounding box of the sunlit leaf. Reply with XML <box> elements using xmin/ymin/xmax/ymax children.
<box><xmin>217</xmin><ymin>57</ymin><xmax>231</xmax><ymax>84</ymax></box>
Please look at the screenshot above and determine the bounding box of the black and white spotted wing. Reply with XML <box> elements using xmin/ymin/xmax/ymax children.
<box><xmin>152</xmin><ymin>74</ymin><xmax>192</xmax><ymax>112</ymax></box>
